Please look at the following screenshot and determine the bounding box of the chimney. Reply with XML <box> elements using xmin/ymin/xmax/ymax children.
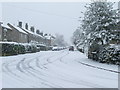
<box><xmin>36</xmin><ymin>29</ymin><xmax>40</xmax><ymax>34</ymax></box>
<box><xmin>44</xmin><ymin>33</ymin><xmax>47</xmax><ymax>36</ymax></box>
<box><xmin>18</xmin><ymin>21</ymin><xmax>22</xmax><ymax>28</ymax></box>
<box><xmin>40</xmin><ymin>32</ymin><xmax>43</xmax><ymax>36</ymax></box>
<box><xmin>25</xmin><ymin>23</ymin><xmax>28</xmax><ymax>30</ymax></box>
<box><xmin>30</xmin><ymin>26</ymin><xmax>34</xmax><ymax>32</ymax></box>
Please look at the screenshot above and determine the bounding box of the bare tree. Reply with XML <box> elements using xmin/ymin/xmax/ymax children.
<box><xmin>54</xmin><ymin>33</ymin><xmax>68</xmax><ymax>47</ymax></box>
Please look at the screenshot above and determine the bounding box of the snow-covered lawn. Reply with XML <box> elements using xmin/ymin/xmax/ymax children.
<box><xmin>0</xmin><ymin>50</ymin><xmax>118</xmax><ymax>88</ymax></box>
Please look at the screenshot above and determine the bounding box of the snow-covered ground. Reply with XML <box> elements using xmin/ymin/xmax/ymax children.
<box><xmin>0</xmin><ymin>49</ymin><xmax>118</xmax><ymax>88</ymax></box>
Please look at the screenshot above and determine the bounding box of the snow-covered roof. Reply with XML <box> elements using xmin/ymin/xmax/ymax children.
<box><xmin>1</xmin><ymin>24</ymin><xmax>12</xmax><ymax>30</ymax></box>
<box><xmin>22</xmin><ymin>28</ymin><xmax>44</xmax><ymax>39</ymax></box>
<box><xmin>0</xmin><ymin>41</ymin><xmax>18</xmax><ymax>44</ymax></box>
<box><xmin>44</xmin><ymin>35</ymin><xmax>54</xmax><ymax>40</ymax></box>
<box><xmin>44</xmin><ymin>35</ymin><xmax>51</xmax><ymax>39</ymax></box>
<box><xmin>22</xmin><ymin>28</ymin><xmax>35</xmax><ymax>35</ymax></box>
<box><xmin>35</xmin><ymin>33</ymin><xmax>44</xmax><ymax>38</ymax></box>
<box><xmin>9</xmin><ymin>24</ymin><xmax>28</xmax><ymax>34</ymax></box>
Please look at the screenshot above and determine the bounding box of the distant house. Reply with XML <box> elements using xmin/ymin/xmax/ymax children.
<box><xmin>29</xmin><ymin>26</ymin><xmax>45</xmax><ymax>44</ymax></box>
<box><xmin>1</xmin><ymin>21</ymin><xmax>55</xmax><ymax>47</ymax></box>
<box><xmin>7</xmin><ymin>23</ymin><xmax>28</xmax><ymax>43</ymax></box>
<box><xmin>1</xmin><ymin>24</ymin><xmax>12</xmax><ymax>42</ymax></box>
<box><xmin>34</xmin><ymin>31</ymin><xmax>45</xmax><ymax>44</ymax></box>
<box><xmin>20</xmin><ymin>22</ymin><xmax>45</xmax><ymax>44</ymax></box>
<box><xmin>44</xmin><ymin>34</ymin><xmax>55</xmax><ymax>46</ymax></box>
<box><xmin>0</xmin><ymin>22</ymin><xmax>13</xmax><ymax>42</ymax></box>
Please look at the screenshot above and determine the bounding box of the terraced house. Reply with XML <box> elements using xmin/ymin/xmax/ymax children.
<box><xmin>20</xmin><ymin>22</ymin><xmax>45</xmax><ymax>44</ymax></box>
<box><xmin>0</xmin><ymin>21</ymin><xmax>55</xmax><ymax>47</ymax></box>
<box><xmin>7</xmin><ymin>23</ymin><xmax>28</xmax><ymax>43</ymax></box>
<box><xmin>0</xmin><ymin>22</ymin><xmax>2</xmax><ymax>41</ymax></box>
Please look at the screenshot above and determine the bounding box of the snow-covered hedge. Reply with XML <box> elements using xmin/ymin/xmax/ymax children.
<box><xmin>24</xmin><ymin>43</ymin><xmax>38</xmax><ymax>53</ymax></box>
<box><xmin>36</xmin><ymin>44</ymin><xmax>46</xmax><ymax>51</ymax></box>
<box><xmin>0</xmin><ymin>42</ymin><xmax>26</xmax><ymax>56</ymax></box>
<box><xmin>46</xmin><ymin>46</ymin><xmax>53</xmax><ymax>51</ymax></box>
<box><xmin>87</xmin><ymin>43</ymin><xmax>120</xmax><ymax>65</ymax></box>
<box><xmin>98</xmin><ymin>44</ymin><xmax>120</xmax><ymax>65</ymax></box>
<box><xmin>0</xmin><ymin>41</ymin><xmax>53</xmax><ymax>56</ymax></box>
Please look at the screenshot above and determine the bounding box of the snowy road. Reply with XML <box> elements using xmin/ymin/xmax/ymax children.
<box><xmin>1</xmin><ymin>50</ymin><xmax>118</xmax><ymax>88</ymax></box>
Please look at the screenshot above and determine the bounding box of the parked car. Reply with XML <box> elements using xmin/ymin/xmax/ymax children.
<box><xmin>69</xmin><ymin>46</ymin><xmax>74</xmax><ymax>51</ymax></box>
<box><xmin>52</xmin><ymin>47</ymin><xmax>59</xmax><ymax>51</ymax></box>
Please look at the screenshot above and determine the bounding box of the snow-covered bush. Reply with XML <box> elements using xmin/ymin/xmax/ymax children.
<box><xmin>0</xmin><ymin>42</ymin><xmax>26</xmax><ymax>56</ymax></box>
<box><xmin>24</xmin><ymin>44</ymin><xmax>32</xmax><ymax>53</ymax></box>
<box><xmin>18</xmin><ymin>44</ymin><xmax>26</xmax><ymax>54</ymax></box>
<box><xmin>99</xmin><ymin>44</ymin><xmax>120</xmax><ymax>65</ymax></box>
<box><xmin>0</xmin><ymin>41</ymin><xmax>52</xmax><ymax>56</ymax></box>
<box><xmin>72</xmin><ymin>1</ymin><xmax>120</xmax><ymax>65</ymax></box>
<box><xmin>1</xmin><ymin>42</ymin><xmax>17</xmax><ymax>56</ymax></box>
<box><xmin>24</xmin><ymin>43</ymin><xmax>40</xmax><ymax>53</ymax></box>
<box><xmin>47</xmin><ymin>46</ymin><xmax>53</xmax><ymax>51</ymax></box>
<box><xmin>28</xmin><ymin>44</ymin><xmax>37</xmax><ymax>53</ymax></box>
<box><xmin>36</xmin><ymin>44</ymin><xmax>46</xmax><ymax>51</ymax></box>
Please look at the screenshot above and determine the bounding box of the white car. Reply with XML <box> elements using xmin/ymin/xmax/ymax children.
<box><xmin>52</xmin><ymin>47</ymin><xmax>59</xmax><ymax>51</ymax></box>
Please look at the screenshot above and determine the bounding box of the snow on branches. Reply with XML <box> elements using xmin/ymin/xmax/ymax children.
<box><xmin>73</xmin><ymin>2</ymin><xmax>120</xmax><ymax>65</ymax></box>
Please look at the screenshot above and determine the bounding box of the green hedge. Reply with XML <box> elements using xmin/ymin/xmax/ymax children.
<box><xmin>0</xmin><ymin>42</ymin><xmax>52</xmax><ymax>56</ymax></box>
<box><xmin>0</xmin><ymin>42</ymin><xmax>38</xmax><ymax>56</ymax></box>
<box><xmin>88</xmin><ymin>44</ymin><xmax>120</xmax><ymax>65</ymax></box>
<box><xmin>98</xmin><ymin>45</ymin><xmax>120</xmax><ymax>65</ymax></box>
<box><xmin>1</xmin><ymin>42</ymin><xmax>26</xmax><ymax>56</ymax></box>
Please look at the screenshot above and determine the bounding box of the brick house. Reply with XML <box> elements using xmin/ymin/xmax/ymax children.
<box><xmin>7</xmin><ymin>23</ymin><xmax>28</xmax><ymax>43</ymax></box>
<box><xmin>0</xmin><ymin>22</ymin><xmax>13</xmax><ymax>42</ymax></box>
<box><xmin>1</xmin><ymin>21</ymin><xmax>55</xmax><ymax>47</ymax></box>
<box><xmin>20</xmin><ymin>23</ymin><xmax>44</xmax><ymax>44</ymax></box>
<box><xmin>1</xmin><ymin>24</ymin><xmax>13</xmax><ymax>42</ymax></box>
<box><xmin>44</xmin><ymin>34</ymin><xmax>55</xmax><ymax>46</ymax></box>
<box><xmin>0</xmin><ymin>22</ymin><xmax>2</xmax><ymax>41</ymax></box>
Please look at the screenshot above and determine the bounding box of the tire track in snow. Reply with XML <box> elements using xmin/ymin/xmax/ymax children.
<box><xmin>2</xmin><ymin>61</ymin><xmax>21</xmax><ymax>78</ymax></box>
<box><xmin>37</xmin><ymin>51</ymin><xmax>98</xmax><ymax>88</ymax></box>
<box><xmin>25</xmin><ymin>51</ymin><xmax>68</xmax><ymax>88</ymax></box>
<box><xmin>43</xmin><ymin>51</ymin><xmax>69</xmax><ymax>65</ymax></box>
<box><xmin>15</xmin><ymin>54</ymin><xmax>56</xmax><ymax>87</ymax></box>
<box><xmin>3</xmin><ymin>50</ymin><xmax>115</xmax><ymax>88</ymax></box>
<box><xmin>15</xmin><ymin>51</ymin><xmax>66</xmax><ymax>88</ymax></box>
<box><xmin>45</xmin><ymin>51</ymin><xmax>105</xmax><ymax>88</ymax></box>
<box><xmin>2</xmin><ymin>58</ymin><xmax>36</xmax><ymax>87</ymax></box>
<box><xmin>2</xmin><ymin>53</ymin><xmax>53</xmax><ymax>87</ymax></box>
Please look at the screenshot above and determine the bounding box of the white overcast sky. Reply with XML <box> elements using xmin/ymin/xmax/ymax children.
<box><xmin>1</xmin><ymin>2</ymin><xmax>119</xmax><ymax>44</ymax></box>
